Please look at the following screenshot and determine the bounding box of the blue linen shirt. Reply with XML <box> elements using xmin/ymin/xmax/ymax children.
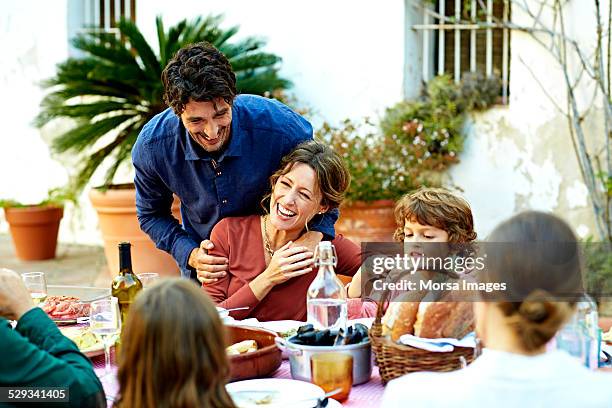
<box><xmin>132</xmin><ymin>94</ymin><xmax>337</xmax><ymax>279</ymax></box>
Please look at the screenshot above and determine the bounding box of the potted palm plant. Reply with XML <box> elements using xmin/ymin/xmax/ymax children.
<box><xmin>35</xmin><ymin>15</ymin><xmax>292</xmax><ymax>275</ymax></box>
<box><xmin>0</xmin><ymin>188</ymin><xmax>74</xmax><ymax>261</ymax></box>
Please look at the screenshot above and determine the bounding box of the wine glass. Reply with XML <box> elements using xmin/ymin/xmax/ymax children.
<box><xmin>137</xmin><ymin>272</ymin><xmax>159</xmax><ymax>289</ymax></box>
<box><xmin>90</xmin><ymin>297</ymin><xmax>121</xmax><ymax>377</ymax></box>
<box><xmin>21</xmin><ymin>272</ymin><xmax>48</xmax><ymax>306</ymax></box>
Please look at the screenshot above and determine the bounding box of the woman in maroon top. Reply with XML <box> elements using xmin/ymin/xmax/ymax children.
<box><xmin>203</xmin><ymin>140</ymin><xmax>361</xmax><ymax>321</ymax></box>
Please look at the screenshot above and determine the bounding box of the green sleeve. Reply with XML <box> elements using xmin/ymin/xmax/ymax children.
<box><xmin>0</xmin><ymin>308</ymin><xmax>105</xmax><ymax>407</ymax></box>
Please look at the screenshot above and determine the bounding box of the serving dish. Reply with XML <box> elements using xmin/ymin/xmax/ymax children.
<box><xmin>226</xmin><ymin>325</ymin><xmax>282</xmax><ymax>381</ymax></box>
<box><xmin>227</xmin><ymin>378</ymin><xmax>324</xmax><ymax>408</ymax></box>
<box><xmin>275</xmin><ymin>335</ymin><xmax>372</xmax><ymax>385</ymax></box>
<box><xmin>59</xmin><ymin>325</ymin><xmax>111</xmax><ymax>358</ymax></box>
<box><xmin>43</xmin><ymin>296</ymin><xmax>91</xmax><ymax>325</ymax></box>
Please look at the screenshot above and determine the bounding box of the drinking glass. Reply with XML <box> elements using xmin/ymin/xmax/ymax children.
<box><xmin>310</xmin><ymin>352</ymin><xmax>353</xmax><ymax>401</ymax></box>
<box><xmin>137</xmin><ymin>272</ymin><xmax>159</xmax><ymax>288</ymax></box>
<box><xmin>90</xmin><ymin>297</ymin><xmax>121</xmax><ymax>377</ymax></box>
<box><xmin>21</xmin><ymin>272</ymin><xmax>48</xmax><ymax>306</ymax></box>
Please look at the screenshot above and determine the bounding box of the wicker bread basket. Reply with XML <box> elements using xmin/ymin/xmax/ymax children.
<box><xmin>368</xmin><ymin>290</ymin><xmax>477</xmax><ymax>384</ymax></box>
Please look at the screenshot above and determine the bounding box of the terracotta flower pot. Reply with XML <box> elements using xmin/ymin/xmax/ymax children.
<box><xmin>4</xmin><ymin>205</ymin><xmax>64</xmax><ymax>261</ymax></box>
<box><xmin>89</xmin><ymin>185</ymin><xmax>181</xmax><ymax>277</ymax></box>
<box><xmin>336</xmin><ymin>200</ymin><xmax>397</xmax><ymax>245</ymax></box>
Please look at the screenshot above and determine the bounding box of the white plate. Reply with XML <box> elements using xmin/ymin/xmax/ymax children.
<box><xmin>227</xmin><ymin>378</ymin><xmax>324</xmax><ymax>408</ymax></box>
<box><xmin>59</xmin><ymin>326</ymin><xmax>106</xmax><ymax>358</ymax></box>
<box><xmin>257</xmin><ymin>320</ymin><xmax>303</xmax><ymax>337</ymax></box>
<box><xmin>326</xmin><ymin>399</ymin><xmax>343</xmax><ymax>408</ymax></box>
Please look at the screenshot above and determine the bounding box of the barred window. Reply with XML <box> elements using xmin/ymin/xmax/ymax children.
<box><xmin>81</xmin><ymin>0</ymin><xmax>136</xmax><ymax>34</ymax></box>
<box><xmin>68</xmin><ymin>0</ymin><xmax>136</xmax><ymax>56</ymax></box>
<box><xmin>408</xmin><ymin>0</ymin><xmax>510</xmax><ymax>103</ymax></box>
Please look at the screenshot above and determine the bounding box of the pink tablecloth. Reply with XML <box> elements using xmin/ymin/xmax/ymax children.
<box><xmin>93</xmin><ymin>352</ymin><xmax>385</xmax><ymax>407</ymax></box>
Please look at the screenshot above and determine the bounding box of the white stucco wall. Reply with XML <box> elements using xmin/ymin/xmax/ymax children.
<box><xmin>136</xmin><ymin>0</ymin><xmax>406</xmax><ymax>128</ymax></box>
<box><xmin>446</xmin><ymin>0</ymin><xmax>603</xmax><ymax>239</ymax></box>
<box><xmin>0</xmin><ymin>0</ymin><xmax>73</xmax><ymax>235</ymax></box>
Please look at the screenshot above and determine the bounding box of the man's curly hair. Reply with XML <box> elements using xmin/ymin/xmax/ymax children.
<box><xmin>393</xmin><ymin>187</ymin><xmax>477</xmax><ymax>243</ymax></box>
<box><xmin>161</xmin><ymin>42</ymin><xmax>237</xmax><ymax>115</ymax></box>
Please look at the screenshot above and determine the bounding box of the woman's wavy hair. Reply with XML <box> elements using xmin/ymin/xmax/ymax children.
<box><xmin>484</xmin><ymin>211</ymin><xmax>582</xmax><ymax>352</ymax></box>
<box><xmin>162</xmin><ymin>42</ymin><xmax>237</xmax><ymax>115</ymax></box>
<box><xmin>260</xmin><ymin>140</ymin><xmax>351</xmax><ymax>218</ymax></box>
<box><xmin>393</xmin><ymin>187</ymin><xmax>477</xmax><ymax>243</ymax></box>
<box><xmin>115</xmin><ymin>279</ymin><xmax>236</xmax><ymax>408</ymax></box>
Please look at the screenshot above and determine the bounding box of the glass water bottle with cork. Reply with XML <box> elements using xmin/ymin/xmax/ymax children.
<box><xmin>306</xmin><ymin>241</ymin><xmax>348</xmax><ymax>331</ymax></box>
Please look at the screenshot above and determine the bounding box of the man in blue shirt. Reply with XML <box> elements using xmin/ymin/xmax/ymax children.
<box><xmin>132</xmin><ymin>42</ymin><xmax>336</xmax><ymax>282</ymax></box>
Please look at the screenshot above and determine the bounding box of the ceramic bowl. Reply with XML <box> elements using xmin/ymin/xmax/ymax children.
<box><xmin>226</xmin><ymin>325</ymin><xmax>283</xmax><ymax>381</ymax></box>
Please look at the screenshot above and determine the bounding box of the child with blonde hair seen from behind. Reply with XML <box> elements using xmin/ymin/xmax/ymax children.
<box><xmin>347</xmin><ymin>187</ymin><xmax>477</xmax><ymax>317</ymax></box>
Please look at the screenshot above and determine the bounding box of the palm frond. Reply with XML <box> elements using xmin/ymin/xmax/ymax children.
<box><xmin>35</xmin><ymin>99</ymin><xmax>140</xmax><ymax>125</ymax></box>
<box><xmin>40</xmin><ymin>85</ymin><xmax>143</xmax><ymax>105</ymax></box>
<box><xmin>161</xmin><ymin>20</ymin><xmax>188</xmax><ymax>66</ymax></box>
<box><xmin>156</xmin><ymin>16</ymin><xmax>167</xmax><ymax>63</ymax></box>
<box><xmin>71</xmin><ymin>34</ymin><xmax>136</xmax><ymax>66</ymax></box>
<box><xmin>103</xmin><ymin>127</ymin><xmax>141</xmax><ymax>186</ymax></box>
<box><xmin>73</xmin><ymin>129</ymin><xmax>132</xmax><ymax>192</ymax></box>
<box><xmin>212</xmin><ymin>25</ymin><xmax>239</xmax><ymax>48</ymax></box>
<box><xmin>118</xmin><ymin>19</ymin><xmax>161</xmax><ymax>80</ymax></box>
<box><xmin>236</xmin><ymin>70</ymin><xmax>292</xmax><ymax>94</ymax></box>
<box><xmin>230</xmin><ymin>53</ymin><xmax>282</xmax><ymax>72</ymax></box>
<box><xmin>51</xmin><ymin>114</ymin><xmax>139</xmax><ymax>153</ymax></box>
<box><xmin>220</xmin><ymin>37</ymin><xmax>266</xmax><ymax>59</ymax></box>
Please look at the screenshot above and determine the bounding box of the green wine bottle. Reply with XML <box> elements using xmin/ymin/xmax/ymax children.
<box><xmin>111</xmin><ymin>242</ymin><xmax>142</xmax><ymax>325</ymax></box>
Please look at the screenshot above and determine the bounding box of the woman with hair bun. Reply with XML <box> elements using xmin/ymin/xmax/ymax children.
<box><xmin>382</xmin><ymin>211</ymin><xmax>612</xmax><ymax>408</ymax></box>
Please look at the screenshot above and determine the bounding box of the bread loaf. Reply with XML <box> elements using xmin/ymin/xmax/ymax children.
<box><xmin>226</xmin><ymin>340</ymin><xmax>258</xmax><ymax>355</ymax></box>
<box><xmin>382</xmin><ymin>300</ymin><xmax>474</xmax><ymax>340</ymax></box>
<box><xmin>382</xmin><ymin>301</ymin><xmax>419</xmax><ymax>342</ymax></box>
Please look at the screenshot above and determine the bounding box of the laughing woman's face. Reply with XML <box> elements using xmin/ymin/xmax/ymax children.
<box><xmin>269</xmin><ymin>163</ymin><xmax>327</xmax><ymax>233</ymax></box>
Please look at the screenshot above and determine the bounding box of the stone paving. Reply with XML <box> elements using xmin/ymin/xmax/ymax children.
<box><xmin>0</xmin><ymin>234</ymin><xmax>111</xmax><ymax>287</ymax></box>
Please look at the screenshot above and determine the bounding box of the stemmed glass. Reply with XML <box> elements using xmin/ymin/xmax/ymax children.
<box><xmin>21</xmin><ymin>272</ymin><xmax>48</xmax><ymax>306</ymax></box>
<box><xmin>137</xmin><ymin>272</ymin><xmax>159</xmax><ymax>289</ymax></box>
<box><xmin>90</xmin><ymin>297</ymin><xmax>121</xmax><ymax>377</ymax></box>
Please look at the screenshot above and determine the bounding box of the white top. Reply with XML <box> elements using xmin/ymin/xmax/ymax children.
<box><xmin>381</xmin><ymin>349</ymin><xmax>612</xmax><ymax>408</ymax></box>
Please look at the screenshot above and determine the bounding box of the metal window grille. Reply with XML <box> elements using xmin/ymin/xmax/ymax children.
<box><xmin>412</xmin><ymin>0</ymin><xmax>510</xmax><ymax>104</ymax></box>
<box><xmin>81</xmin><ymin>0</ymin><xmax>136</xmax><ymax>35</ymax></box>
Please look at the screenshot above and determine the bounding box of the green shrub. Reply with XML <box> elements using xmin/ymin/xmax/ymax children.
<box><xmin>318</xmin><ymin>73</ymin><xmax>500</xmax><ymax>203</ymax></box>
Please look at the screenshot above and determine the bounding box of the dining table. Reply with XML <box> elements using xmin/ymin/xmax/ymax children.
<box><xmin>92</xmin><ymin>349</ymin><xmax>386</xmax><ymax>407</ymax></box>
<box><xmin>88</xmin><ymin>324</ymin><xmax>612</xmax><ymax>407</ymax></box>
<box><xmin>50</xmin><ymin>285</ymin><xmax>612</xmax><ymax>406</ymax></box>
<box><xmin>43</xmin><ymin>285</ymin><xmax>385</xmax><ymax>406</ymax></box>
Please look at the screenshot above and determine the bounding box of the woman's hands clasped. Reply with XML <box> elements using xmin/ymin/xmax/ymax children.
<box><xmin>249</xmin><ymin>242</ymin><xmax>314</xmax><ymax>300</ymax></box>
<box><xmin>262</xmin><ymin>242</ymin><xmax>314</xmax><ymax>285</ymax></box>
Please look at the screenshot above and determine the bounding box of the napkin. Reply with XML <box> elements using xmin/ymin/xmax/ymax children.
<box><xmin>398</xmin><ymin>332</ymin><xmax>476</xmax><ymax>352</ymax></box>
